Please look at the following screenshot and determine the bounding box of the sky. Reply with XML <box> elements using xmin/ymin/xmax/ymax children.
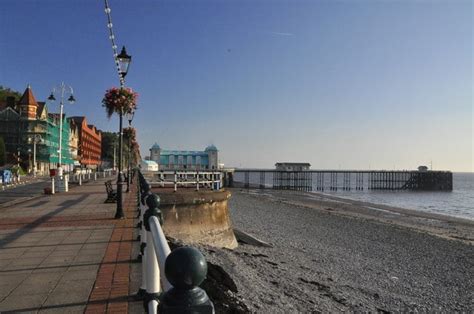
<box><xmin>0</xmin><ymin>0</ymin><xmax>472</xmax><ymax>172</ymax></box>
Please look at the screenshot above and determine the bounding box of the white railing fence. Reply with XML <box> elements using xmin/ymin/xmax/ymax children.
<box><xmin>143</xmin><ymin>170</ymin><xmax>223</xmax><ymax>192</ymax></box>
<box><xmin>136</xmin><ymin>170</ymin><xmax>215</xmax><ymax>314</ymax></box>
<box><xmin>49</xmin><ymin>169</ymin><xmax>116</xmax><ymax>194</ymax></box>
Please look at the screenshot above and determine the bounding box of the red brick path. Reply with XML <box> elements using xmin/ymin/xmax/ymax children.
<box><xmin>85</xmin><ymin>183</ymin><xmax>138</xmax><ymax>314</ymax></box>
<box><xmin>0</xmin><ymin>213</ymin><xmax>114</xmax><ymax>229</ymax></box>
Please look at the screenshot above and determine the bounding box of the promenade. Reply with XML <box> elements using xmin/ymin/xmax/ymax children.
<box><xmin>0</xmin><ymin>176</ymin><xmax>141</xmax><ymax>313</ymax></box>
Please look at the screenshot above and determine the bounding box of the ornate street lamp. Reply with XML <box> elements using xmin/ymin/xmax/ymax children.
<box><xmin>125</xmin><ymin>110</ymin><xmax>135</xmax><ymax>193</ymax></box>
<box><xmin>48</xmin><ymin>83</ymin><xmax>75</xmax><ymax>176</ymax></box>
<box><xmin>115</xmin><ymin>46</ymin><xmax>131</xmax><ymax>219</ymax></box>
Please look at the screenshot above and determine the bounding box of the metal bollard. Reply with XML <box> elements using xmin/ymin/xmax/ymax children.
<box><xmin>64</xmin><ymin>174</ymin><xmax>69</xmax><ymax>192</ymax></box>
<box><xmin>159</xmin><ymin>247</ymin><xmax>215</xmax><ymax>314</ymax></box>
<box><xmin>79</xmin><ymin>174</ymin><xmax>82</xmax><ymax>186</ymax></box>
<box><xmin>51</xmin><ymin>177</ymin><xmax>55</xmax><ymax>194</ymax></box>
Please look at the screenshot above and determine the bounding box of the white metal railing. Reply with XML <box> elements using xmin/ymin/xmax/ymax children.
<box><xmin>137</xmin><ymin>171</ymin><xmax>214</xmax><ymax>313</ymax></box>
<box><xmin>144</xmin><ymin>171</ymin><xmax>223</xmax><ymax>192</ymax></box>
<box><xmin>49</xmin><ymin>170</ymin><xmax>115</xmax><ymax>194</ymax></box>
<box><xmin>139</xmin><ymin>196</ymin><xmax>171</xmax><ymax>314</ymax></box>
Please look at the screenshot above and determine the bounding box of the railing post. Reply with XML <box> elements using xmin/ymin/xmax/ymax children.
<box><xmin>159</xmin><ymin>247</ymin><xmax>215</xmax><ymax>314</ymax></box>
<box><xmin>136</xmin><ymin>172</ymin><xmax>149</xmax><ymax>299</ymax></box>
<box><xmin>196</xmin><ymin>171</ymin><xmax>199</xmax><ymax>191</ymax></box>
<box><xmin>174</xmin><ymin>171</ymin><xmax>177</xmax><ymax>192</ymax></box>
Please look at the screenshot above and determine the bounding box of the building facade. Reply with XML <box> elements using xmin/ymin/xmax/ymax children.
<box><xmin>149</xmin><ymin>144</ymin><xmax>219</xmax><ymax>170</ymax></box>
<box><xmin>68</xmin><ymin>117</ymin><xmax>102</xmax><ymax>169</ymax></box>
<box><xmin>68</xmin><ymin>119</ymin><xmax>80</xmax><ymax>166</ymax></box>
<box><xmin>0</xmin><ymin>85</ymin><xmax>74</xmax><ymax>174</ymax></box>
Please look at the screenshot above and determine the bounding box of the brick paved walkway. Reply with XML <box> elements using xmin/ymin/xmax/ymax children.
<box><xmin>0</xmin><ymin>176</ymin><xmax>140</xmax><ymax>313</ymax></box>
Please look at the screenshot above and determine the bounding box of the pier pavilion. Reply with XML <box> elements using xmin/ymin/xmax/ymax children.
<box><xmin>149</xmin><ymin>143</ymin><xmax>219</xmax><ymax>170</ymax></box>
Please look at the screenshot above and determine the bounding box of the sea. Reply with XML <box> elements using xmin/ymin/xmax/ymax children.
<box><xmin>234</xmin><ymin>172</ymin><xmax>474</xmax><ymax>221</ymax></box>
<box><xmin>321</xmin><ymin>172</ymin><xmax>474</xmax><ymax>221</ymax></box>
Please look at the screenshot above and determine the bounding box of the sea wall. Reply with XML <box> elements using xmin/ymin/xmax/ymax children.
<box><xmin>153</xmin><ymin>188</ymin><xmax>238</xmax><ymax>249</ymax></box>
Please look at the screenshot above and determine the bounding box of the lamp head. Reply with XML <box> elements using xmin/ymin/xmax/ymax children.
<box><xmin>47</xmin><ymin>93</ymin><xmax>56</xmax><ymax>102</ymax></box>
<box><xmin>117</xmin><ymin>46</ymin><xmax>131</xmax><ymax>78</ymax></box>
<box><xmin>67</xmin><ymin>94</ymin><xmax>76</xmax><ymax>104</ymax></box>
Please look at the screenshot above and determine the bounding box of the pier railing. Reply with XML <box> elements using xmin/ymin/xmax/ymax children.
<box><xmin>142</xmin><ymin>170</ymin><xmax>222</xmax><ymax>191</ymax></box>
<box><xmin>231</xmin><ymin>169</ymin><xmax>453</xmax><ymax>192</ymax></box>
<box><xmin>136</xmin><ymin>170</ymin><xmax>215</xmax><ymax>313</ymax></box>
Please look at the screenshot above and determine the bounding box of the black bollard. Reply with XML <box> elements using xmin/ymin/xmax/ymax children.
<box><xmin>158</xmin><ymin>247</ymin><xmax>215</xmax><ymax>314</ymax></box>
<box><xmin>144</xmin><ymin>193</ymin><xmax>163</xmax><ymax>227</ymax></box>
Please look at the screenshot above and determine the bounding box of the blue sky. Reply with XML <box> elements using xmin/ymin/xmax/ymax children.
<box><xmin>0</xmin><ymin>0</ymin><xmax>472</xmax><ymax>171</ymax></box>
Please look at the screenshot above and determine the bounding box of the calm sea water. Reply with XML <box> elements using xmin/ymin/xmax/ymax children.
<box><xmin>321</xmin><ymin>173</ymin><xmax>474</xmax><ymax>221</ymax></box>
<box><xmin>234</xmin><ymin>172</ymin><xmax>474</xmax><ymax>220</ymax></box>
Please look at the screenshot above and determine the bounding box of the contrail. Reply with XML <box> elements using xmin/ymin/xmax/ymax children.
<box><xmin>267</xmin><ymin>31</ymin><xmax>294</xmax><ymax>36</ymax></box>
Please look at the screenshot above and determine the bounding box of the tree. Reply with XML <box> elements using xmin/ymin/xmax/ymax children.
<box><xmin>0</xmin><ymin>137</ymin><xmax>5</xmax><ymax>166</ymax></box>
<box><xmin>0</xmin><ymin>86</ymin><xmax>22</xmax><ymax>102</ymax></box>
<box><xmin>101</xmin><ymin>131</ymin><xmax>118</xmax><ymax>167</ymax></box>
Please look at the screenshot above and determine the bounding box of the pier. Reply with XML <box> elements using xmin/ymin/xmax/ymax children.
<box><xmin>232</xmin><ymin>170</ymin><xmax>453</xmax><ymax>192</ymax></box>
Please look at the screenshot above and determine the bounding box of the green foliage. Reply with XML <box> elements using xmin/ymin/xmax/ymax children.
<box><xmin>0</xmin><ymin>85</ymin><xmax>22</xmax><ymax>102</ymax></box>
<box><xmin>101</xmin><ymin>131</ymin><xmax>118</xmax><ymax>162</ymax></box>
<box><xmin>0</xmin><ymin>137</ymin><xmax>5</xmax><ymax>166</ymax></box>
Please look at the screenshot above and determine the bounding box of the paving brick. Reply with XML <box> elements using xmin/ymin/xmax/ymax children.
<box><xmin>0</xmin><ymin>177</ymin><xmax>122</xmax><ymax>313</ymax></box>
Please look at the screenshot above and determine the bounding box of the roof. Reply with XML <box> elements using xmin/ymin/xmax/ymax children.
<box><xmin>275</xmin><ymin>162</ymin><xmax>311</xmax><ymax>166</ymax></box>
<box><xmin>36</xmin><ymin>102</ymin><xmax>46</xmax><ymax>118</ymax></box>
<box><xmin>151</xmin><ymin>143</ymin><xmax>160</xmax><ymax>150</ymax></box>
<box><xmin>161</xmin><ymin>150</ymin><xmax>208</xmax><ymax>156</ymax></box>
<box><xmin>18</xmin><ymin>85</ymin><xmax>38</xmax><ymax>107</ymax></box>
<box><xmin>68</xmin><ymin>116</ymin><xmax>86</xmax><ymax>124</ymax></box>
<box><xmin>205</xmin><ymin>144</ymin><xmax>218</xmax><ymax>151</ymax></box>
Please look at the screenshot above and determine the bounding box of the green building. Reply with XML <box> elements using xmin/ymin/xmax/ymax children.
<box><xmin>0</xmin><ymin>85</ymin><xmax>74</xmax><ymax>174</ymax></box>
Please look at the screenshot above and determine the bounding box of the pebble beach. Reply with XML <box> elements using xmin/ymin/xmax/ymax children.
<box><xmin>196</xmin><ymin>188</ymin><xmax>474</xmax><ymax>313</ymax></box>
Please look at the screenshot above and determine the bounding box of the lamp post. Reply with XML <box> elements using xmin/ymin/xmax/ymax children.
<box><xmin>28</xmin><ymin>134</ymin><xmax>42</xmax><ymax>177</ymax></box>
<box><xmin>125</xmin><ymin>110</ymin><xmax>135</xmax><ymax>193</ymax></box>
<box><xmin>115</xmin><ymin>46</ymin><xmax>132</xmax><ymax>219</ymax></box>
<box><xmin>48</xmin><ymin>83</ymin><xmax>75</xmax><ymax>175</ymax></box>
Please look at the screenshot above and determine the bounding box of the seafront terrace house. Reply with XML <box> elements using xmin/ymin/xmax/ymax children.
<box><xmin>68</xmin><ymin>116</ymin><xmax>102</xmax><ymax>170</ymax></box>
<box><xmin>0</xmin><ymin>85</ymin><xmax>74</xmax><ymax>174</ymax></box>
<box><xmin>149</xmin><ymin>143</ymin><xmax>219</xmax><ymax>170</ymax></box>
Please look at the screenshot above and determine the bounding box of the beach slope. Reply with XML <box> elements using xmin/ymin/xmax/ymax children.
<box><xmin>197</xmin><ymin>188</ymin><xmax>473</xmax><ymax>312</ymax></box>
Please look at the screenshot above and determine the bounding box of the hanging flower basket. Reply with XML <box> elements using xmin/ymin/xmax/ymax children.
<box><xmin>102</xmin><ymin>87</ymin><xmax>138</xmax><ymax>118</ymax></box>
